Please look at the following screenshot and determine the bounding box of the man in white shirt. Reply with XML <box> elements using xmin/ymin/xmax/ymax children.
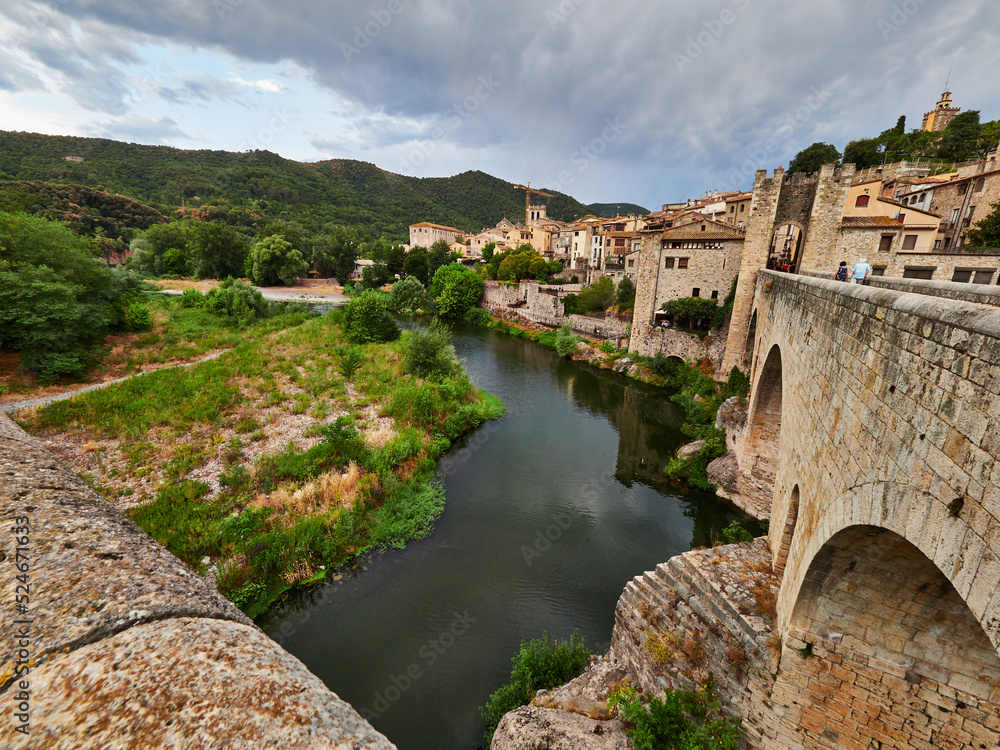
<box><xmin>851</xmin><ymin>258</ymin><xmax>871</xmax><ymax>284</ymax></box>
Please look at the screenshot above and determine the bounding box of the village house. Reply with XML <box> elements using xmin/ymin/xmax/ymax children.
<box><xmin>408</xmin><ymin>221</ymin><xmax>465</xmax><ymax>248</ymax></box>
<box><xmin>838</xmin><ymin>180</ymin><xmax>942</xmax><ymax>257</ymax></box>
<box><xmin>633</xmin><ymin>217</ymin><xmax>745</xmax><ymax>324</ymax></box>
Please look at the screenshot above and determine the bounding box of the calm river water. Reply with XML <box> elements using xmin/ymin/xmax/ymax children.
<box><xmin>259</xmin><ymin>324</ymin><xmax>744</xmax><ymax>749</ymax></box>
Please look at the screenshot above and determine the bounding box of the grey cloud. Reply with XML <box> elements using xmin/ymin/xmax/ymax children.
<box><xmin>4</xmin><ymin>0</ymin><xmax>1000</xmax><ymax>205</ymax></box>
<box><xmin>83</xmin><ymin>114</ymin><xmax>189</xmax><ymax>144</ymax></box>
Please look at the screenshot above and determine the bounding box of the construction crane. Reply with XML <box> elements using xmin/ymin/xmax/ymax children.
<box><xmin>514</xmin><ymin>183</ymin><xmax>554</xmax><ymax>226</ymax></box>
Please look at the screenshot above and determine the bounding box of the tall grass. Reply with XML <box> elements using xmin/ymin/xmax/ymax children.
<box><xmin>24</xmin><ymin>308</ymin><xmax>505</xmax><ymax>618</ymax></box>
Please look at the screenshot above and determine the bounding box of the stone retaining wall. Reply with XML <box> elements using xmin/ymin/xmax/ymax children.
<box><xmin>0</xmin><ymin>414</ymin><xmax>394</xmax><ymax>749</ymax></box>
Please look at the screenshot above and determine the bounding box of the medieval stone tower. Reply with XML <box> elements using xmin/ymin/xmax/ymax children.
<box><xmin>719</xmin><ymin>163</ymin><xmax>856</xmax><ymax>375</ymax></box>
<box><xmin>921</xmin><ymin>90</ymin><xmax>961</xmax><ymax>133</ymax></box>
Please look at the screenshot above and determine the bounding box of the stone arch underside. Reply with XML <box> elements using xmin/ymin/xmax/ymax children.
<box><xmin>773</xmin><ymin>485</ymin><xmax>799</xmax><ymax>577</ymax></box>
<box><xmin>769</xmin><ymin>525</ymin><xmax>1000</xmax><ymax>750</ymax></box>
<box><xmin>742</xmin><ymin>344</ymin><xmax>782</xmax><ymax>518</ymax></box>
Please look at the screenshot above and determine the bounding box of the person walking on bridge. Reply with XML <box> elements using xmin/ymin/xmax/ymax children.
<box><xmin>851</xmin><ymin>258</ymin><xmax>871</xmax><ymax>285</ymax></box>
<box><xmin>834</xmin><ymin>261</ymin><xmax>849</xmax><ymax>282</ymax></box>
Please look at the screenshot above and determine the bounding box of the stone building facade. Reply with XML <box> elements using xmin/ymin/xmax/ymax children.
<box><xmin>408</xmin><ymin>221</ymin><xmax>465</xmax><ymax>248</ymax></box>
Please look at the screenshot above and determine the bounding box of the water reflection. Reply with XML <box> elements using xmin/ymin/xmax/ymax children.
<box><xmin>261</xmin><ymin>324</ymin><xmax>748</xmax><ymax>750</ymax></box>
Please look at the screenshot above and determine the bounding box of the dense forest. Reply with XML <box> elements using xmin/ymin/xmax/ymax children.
<box><xmin>0</xmin><ymin>131</ymin><xmax>604</xmax><ymax>244</ymax></box>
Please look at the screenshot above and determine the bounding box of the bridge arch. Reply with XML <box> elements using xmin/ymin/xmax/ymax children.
<box><xmin>772</xmin><ymin>524</ymin><xmax>1000</xmax><ymax>749</ymax></box>
<box><xmin>744</xmin><ymin>344</ymin><xmax>783</xmax><ymax>515</ymax></box>
<box><xmin>772</xmin><ymin>484</ymin><xmax>799</xmax><ymax>577</ymax></box>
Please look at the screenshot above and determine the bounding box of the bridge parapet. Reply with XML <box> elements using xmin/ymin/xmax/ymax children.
<box><xmin>733</xmin><ymin>269</ymin><xmax>1000</xmax><ymax>748</ymax></box>
<box><xmin>0</xmin><ymin>413</ymin><xmax>395</xmax><ymax>749</ymax></box>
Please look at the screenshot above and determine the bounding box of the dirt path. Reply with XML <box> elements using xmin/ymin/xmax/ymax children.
<box><xmin>0</xmin><ymin>350</ymin><xmax>228</xmax><ymax>414</ymax></box>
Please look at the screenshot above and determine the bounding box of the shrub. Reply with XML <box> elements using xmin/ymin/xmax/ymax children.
<box><xmin>663</xmin><ymin>297</ymin><xmax>720</xmax><ymax>329</ymax></box>
<box><xmin>204</xmin><ymin>277</ymin><xmax>270</xmax><ymax>325</ymax></box>
<box><xmin>609</xmin><ymin>681</ymin><xmax>741</xmax><ymax>750</ymax></box>
<box><xmin>430</xmin><ymin>263</ymin><xmax>484</xmax><ymax>319</ymax></box>
<box><xmin>338</xmin><ymin>347</ymin><xmax>363</xmax><ymax>380</ymax></box>
<box><xmin>404</xmin><ymin>319</ymin><xmax>460</xmax><ymax>380</ymax></box>
<box><xmin>464</xmin><ymin>307</ymin><xmax>493</xmax><ymax>327</ymax></box>
<box><xmin>481</xmin><ymin>632</ymin><xmax>592</xmax><ymax>745</ymax></box>
<box><xmin>342</xmin><ymin>290</ymin><xmax>401</xmax><ymax>344</ymax></box>
<box><xmin>570</xmin><ymin>275</ymin><xmax>579</xmax><ymax>284</ymax></box>
<box><xmin>389</xmin><ymin>275</ymin><xmax>435</xmax><ymax>315</ymax></box>
<box><xmin>180</xmin><ymin>288</ymin><xmax>205</xmax><ymax>308</ymax></box>
<box><xmin>554</xmin><ymin>321</ymin><xmax>579</xmax><ymax>357</ymax></box>
<box><xmin>577</xmin><ymin>276</ymin><xmax>616</xmax><ymax>313</ymax></box>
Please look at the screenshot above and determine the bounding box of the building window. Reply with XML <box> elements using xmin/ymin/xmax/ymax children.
<box><xmin>896</xmin><ymin>213</ymin><xmax>906</xmax><ymax>224</ymax></box>
<box><xmin>700</xmin><ymin>225</ymin><xmax>706</xmax><ymax>231</ymax></box>
<box><xmin>968</xmin><ymin>205</ymin><xmax>977</xmax><ymax>218</ymax></box>
<box><xmin>879</xmin><ymin>235</ymin><xmax>894</xmax><ymax>253</ymax></box>
<box><xmin>934</xmin><ymin>240</ymin><xmax>942</xmax><ymax>250</ymax></box>
<box><xmin>855</xmin><ymin>195</ymin><xmax>870</xmax><ymax>208</ymax></box>
<box><xmin>665</xmin><ymin>257</ymin><xmax>675</xmax><ymax>269</ymax></box>
<box><xmin>692</xmin><ymin>288</ymin><xmax>700</xmax><ymax>297</ymax></box>
<box><xmin>902</xmin><ymin>235</ymin><xmax>918</xmax><ymax>250</ymax></box>
<box><xmin>871</xmin><ymin>266</ymin><xmax>886</xmax><ymax>277</ymax></box>
<box><xmin>711</xmin><ymin>290</ymin><xmax>719</xmax><ymax>300</ymax></box>
<box><xmin>740</xmin><ymin>204</ymin><xmax>745</xmax><ymax>212</ymax></box>
<box><xmin>975</xmin><ymin>178</ymin><xmax>985</xmax><ymax>192</ymax></box>
<box><xmin>627</xmin><ymin>259</ymin><xmax>634</xmax><ymax>268</ymax></box>
<box><xmin>678</xmin><ymin>257</ymin><xmax>689</xmax><ymax>269</ymax></box>
<box><xmin>902</xmin><ymin>266</ymin><xmax>935</xmax><ymax>280</ymax></box>
<box><xmin>729</xmin><ymin>205</ymin><xmax>735</xmax><ymax>213</ymax></box>
<box><xmin>953</xmin><ymin>269</ymin><xmax>972</xmax><ymax>283</ymax></box>
<box><xmin>974</xmin><ymin>269</ymin><xmax>996</xmax><ymax>284</ymax></box>
<box><xmin>952</xmin><ymin>208</ymin><xmax>961</xmax><ymax>224</ymax></box>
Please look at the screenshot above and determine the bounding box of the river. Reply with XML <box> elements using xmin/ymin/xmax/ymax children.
<box><xmin>259</xmin><ymin>324</ymin><xmax>745</xmax><ymax>749</ymax></box>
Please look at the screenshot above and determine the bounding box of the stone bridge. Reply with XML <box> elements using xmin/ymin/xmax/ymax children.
<box><xmin>513</xmin><ymin>269</ymin><xmax>1000</xmax><ymax>749</ymax></box>
<box><xmin>721</xmin><ymin>269</ymin><xmax>1000</xmax><ymax>748</ymax></box>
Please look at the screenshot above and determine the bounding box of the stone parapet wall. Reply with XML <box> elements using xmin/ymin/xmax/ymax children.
<box><xmin>628</xmin><ymin>322</ymin><xmax>727</xmax><ymax>367</ymax></box>
<box><xmin>802</xmin><ymin>267</ymin><xmax>1000</xmax><ymax>306</ymax></box>
<box><xmin>0</xmin><ymin>414</ymin><xmax>395</xmax><ymax>749</ymax></box>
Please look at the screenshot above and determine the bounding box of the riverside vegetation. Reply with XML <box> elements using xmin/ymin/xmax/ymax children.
<box><xmin>16</xmin><ymin>293</ymin><xmax>505</xmax><ymax>617</ymax></box>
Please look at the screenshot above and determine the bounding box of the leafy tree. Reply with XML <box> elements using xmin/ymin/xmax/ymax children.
<box><xmin>404</xmin><ymin>319</ymin><xmax>459</xmax><ymax>380</ymax></box>
<box><xmin>787</xmin><ymin>142</ymin><xmax>841</xmax><ymax>174</ymax></box>
<box><xmin>369</xmin><ymin>238</ymin><xmax>407</xmax><ymax>277</ymax></box>
<box><xmin>842</xmin><ymin>138</ymin><xmax>883</xmax><ymax>170</ymax></box>
<box><xmin>554</xmin><ymin>322</ymin><xmax>579</xmax><ymax>357</ymax></box>
<box><xmin>313</xmin><ymin>224</ymin><xmax>358</xmax><ymax>282</ymax></box>
<box><xmin>428</xmin><ymin>240</ymin><xmax>452</xmax><ymax>280</ymax></box>
<box><xmin>342</xmin><ymin>290</ymin><xmax>401</xmax><ymax>344</ymax></box>
<box><xmin>978</xmin><ymin>119</ymin><xmax>1000</xmax><ymax>158</ymax></box>
<box><xmin>162</xmin><ymin>246</ymin><xmax>193</xmax><ymax>276</ymax></box>
<box><xmin>430</xmin><ymin>263</ymin><xmax>484</xmax><ymax>319</ymax></box>
<box><xmin>402</xmin><ymin>246</ymin><xmax>430</xmax><ymax>285</ymax></box>
<box><xmin>130</xmin><ymin>222</ymin><xmax>189</xmax><ymax>276</ymax></box>
<box><xmin>361</xmin><ymin>261</ymin><xmax>393</xmax><ymax>289</ymax></box>
<box><xmin>0</xmin><ymin>211</ymin><xmax>139</xmax><ymax>380</ymax></box>
<box><xmin>615</xmin><ymin>276</ymin><xmax>635</xmax><ymax>310</ymax></box>
<box><xmin>576</xmin><ymin>276</ymin><xmax>615</xmax><ymax>313</ymax></box>
<box><xmin>481</xmin><ymin>241</ymin><xmax>497</xmax><ymax>263</ymax></box>
<box><xmin>247</xmin><ymin>234</ymin><xmax>308</xmax><ymax>286</ymax></box>
<box><xmin>662</xmin><ymin>297</ymin><xmax>719</xmax><ymax>329</ymax></box>
<box><xmin>188</xmin><ymin>221</ymin><xmax>250</xmax><ymax>279</ymax></box>
<box><xmin>965</xmin><ymin>203</ymin><xmax>1000</xmax><ymax>249</ymax></box>
<box><xmin>259</xmin><ymin>220</ymin><xmax>309</xmax><ymax>257</ymax></box>
<box><xmin>938</xmin><ymin>110</ymin><xmax>982</xmax><ymax>162</ymax></box>
<box><xmin>389</xmin><ymin>275</ymin><xmax>435</xmax><ymax>315</ymax></box>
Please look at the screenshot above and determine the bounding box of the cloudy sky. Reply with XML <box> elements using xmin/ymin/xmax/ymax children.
<box><xmin>1</xmin><ymin>0</ymin><xmax>999</xmax><ymax>210</ymax></box>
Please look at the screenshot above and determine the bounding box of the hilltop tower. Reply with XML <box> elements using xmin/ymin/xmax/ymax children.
<box><xmin>921</xmin><ymin>90</ymin><xmax>961</xmax><ymax>133</ymax></box>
